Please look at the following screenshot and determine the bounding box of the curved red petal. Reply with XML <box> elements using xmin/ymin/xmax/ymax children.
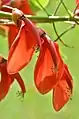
<box><xmin>7</xmin><ymin>21</ymin><xmax>37</xmax><ymax>74</ymax></box>
<box><xmin>8</xmin><ymin>25</ymin><xmax>18</xmax><ymax>48</ymax></box>
<box><xmin>53</xmin><ymin>64</ymin><xmax>73</xmax><ymax>111</ymax></box>
<box><xmin>0</xmin><ymin>63</ymin><xmax>11</xmax><ymax>101</ymax></box>
<box><xmin>34</xmin><ymin>41</ymin><xmax>56</xmax><ymax>94</ymax></box>
<box><xmin>23</xmin><ymin>17</ymin><xmax>41</xmax><ymax>47</ymax></box>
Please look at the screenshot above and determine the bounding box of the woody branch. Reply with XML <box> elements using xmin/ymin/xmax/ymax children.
<box><xmin>0</xmin><ymin>11</ymin><xmax>79</xmax><ymax>24</ymax></box>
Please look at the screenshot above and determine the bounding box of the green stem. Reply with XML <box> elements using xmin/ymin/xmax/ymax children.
<box><xmin>55</xmin><ymin>25</ymin><xmax>75</xmax><ymax>41</ymax></box>
<box><xmin>0</xmin><ymin>19</ymin><xmax>14</xmax><ymax>25</ymax></box>
<box><xmin>60</xmin><ymin>0</ymin><xmax>72</xmax><ymax>17</ymax></box>
<box><xmin>0</xmin><ymin>11</ymin><xmax>79</xmax><ymax>24</ymax></box>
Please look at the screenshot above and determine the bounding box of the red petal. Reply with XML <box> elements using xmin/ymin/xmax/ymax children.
<box><xmin>23</xmin><ymin>17</ymin><xmax>41</xmax><ymax>47</ymax></box>
<box><xmin>7</xmin><ymin>21</ymin><xmax>37</xmax><ymax>74</ymax></box>
<box><xmin>34</xmin><ymin>41</ymin><xmax>56</xmax><ymax>94</ymax></box>
<box><xmin>53</xmin><ymin>42</ymin><xmax>64</xmax><ymax>82</ymax></box>
<box><xmin>75</xmin><ymin>0</ymin><xmax>79</xmax><ymax>9</ymax></box>
<box><xmin>0</xmin><ymin>63</ymin><xmax>11</xmax><ymax>101</ymax></box>
<box><xmin>8</xmin><ymin>25</ymin><xmax>18</xmax><ymax>49</ymax></box>
<box><xmin>53</xmin><ymin>64</ymin><xmax>73</xmax><ymax>111</ymax></box>
<box><xmin>64</xmin><ymin>64</ymin><xmax>73</xmax><ymax>92</ymax></box>
<box><xmin>76</xmin><ymin>0</ymin><xmax>79</xmax><ymax>4</ymax></box>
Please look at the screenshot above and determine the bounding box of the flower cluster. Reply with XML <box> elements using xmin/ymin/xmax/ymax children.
<box><xmin>0</xmin><ymin>0</ymin><xmax>74</xmax><ymax>111</ymax></box>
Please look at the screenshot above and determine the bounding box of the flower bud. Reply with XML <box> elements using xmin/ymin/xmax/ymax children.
<box><xmin>12</xmin><ymin>8</ymin><xmax>24</xmax><ymax>25</ymax></box>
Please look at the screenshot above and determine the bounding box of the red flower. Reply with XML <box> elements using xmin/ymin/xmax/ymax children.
<box><xmin>7</xmin><ymin>9</ymin><xmax>40</xmax><ymax>74</ymax></box>
<box><xmin>34</xmin><ymin>29</ymin><xmax>73</xmax><ymax>111</ymax></box>
<box><xmin>0</xmin><ymin>0</ymin><xmax>34</xmax><ymax>48</ymax></box>
<box><xmin>0</xmin><ymin>56</ymin><xmax>26</xmax><ymax>101</ymax></box>
<box><xmin>1</xmin><ymin>1</ymin><xmax>39</xmax><ymax>74</ymax></box>
<box><xmin>53</xmin><ymin>64</ymin><xmax>73</xmax><ymax>111</ymax></box>
<box><xmin>34</xmin><ymin>29</ymin><xmax>64</xmax><ymax>94</ymax></box>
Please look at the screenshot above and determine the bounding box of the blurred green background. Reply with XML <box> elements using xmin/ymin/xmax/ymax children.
<box><xmin>0</xmin><ymin>0</ymin><xmax>79</xmax><ymax>119</ymax></box>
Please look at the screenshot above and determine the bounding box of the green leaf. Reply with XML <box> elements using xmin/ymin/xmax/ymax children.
<box><xmin>30</xmin><ymin>0</ymin><xmax>49</xmax><ymax>9</ymax></box>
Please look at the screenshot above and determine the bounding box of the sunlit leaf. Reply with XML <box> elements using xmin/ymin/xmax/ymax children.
<box><xmin>30</xmin><ymin>0</ymin><xmax>49</xmax><ymax>9</ymax></box>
